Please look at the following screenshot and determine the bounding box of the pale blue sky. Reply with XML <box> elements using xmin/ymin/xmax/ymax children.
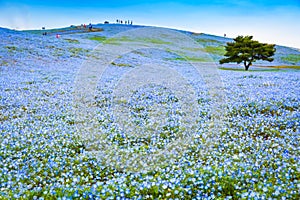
<box><xmin>1</xmin><ymin>0</ymin><xmax>300</xmax><ymax>48</ymax></box>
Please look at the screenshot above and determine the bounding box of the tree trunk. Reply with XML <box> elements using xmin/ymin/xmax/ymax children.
<box><xmin>245</xmin><ymin>65</ymin><xmax>250</xmax><ymax>71</ymax></box>
<box><xmin>244</xmin><ymin>61</ymin><xmax>251</xmax><ymax>71</ymax></box>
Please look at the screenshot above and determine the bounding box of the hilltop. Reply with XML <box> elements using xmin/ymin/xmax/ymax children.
<box><xmin>1</xmin><ymin>23</ymin><xmax>299</xmax><ymax>69</ymax></box>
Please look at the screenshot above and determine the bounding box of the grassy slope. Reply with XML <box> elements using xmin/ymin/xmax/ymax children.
<box><xmin>9</xmin><ymin>24</ymin><xmax>300</xmax><ymax>68</ymax></box>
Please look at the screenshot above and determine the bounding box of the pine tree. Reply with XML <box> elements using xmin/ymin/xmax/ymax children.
<box><xmin>219</xmin><ymin>36</ymin><xmax>276</xmax><ymax>70</ymax></box>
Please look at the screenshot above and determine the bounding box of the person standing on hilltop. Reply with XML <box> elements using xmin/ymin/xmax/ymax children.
<box><xmin>88</xmin><ymin>23</ymin><xmax>92</xmax><ymax>31</ymax></box>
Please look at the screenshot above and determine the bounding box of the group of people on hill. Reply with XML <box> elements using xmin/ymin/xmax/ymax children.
<box><xmin>42</xmin><ymin>19</ymin><xmax>135</xmax><ymax>37</ymax></box>
<box><xmin>80</xmin><ymin>23</ymin><xmax>93</xmax><ymax>30</ymax></box>
<box><xmin>116</xmin><ymin>19</ymin><xmax>133</xmax><ymax>25</ymax></box>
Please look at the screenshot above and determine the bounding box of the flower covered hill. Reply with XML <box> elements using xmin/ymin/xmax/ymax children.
<box><xmin>0</xmin><ymin>24</ymin><xmax>299</xmax><ymax>199</ymax></box>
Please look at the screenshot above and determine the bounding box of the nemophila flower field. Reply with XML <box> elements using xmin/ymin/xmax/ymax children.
<box><xmin>0</xmin><ymin>25</ymin><xmax>299</xmax><ymax>199</ymax></box>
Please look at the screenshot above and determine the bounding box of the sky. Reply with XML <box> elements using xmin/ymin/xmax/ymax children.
<box><xmin>0</xmin><ymin>0</ymin><xmax>300</xmax><ymax>48</ymax></box>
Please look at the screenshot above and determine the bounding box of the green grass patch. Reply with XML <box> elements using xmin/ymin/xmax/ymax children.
<box><xmin>197</xmin><ymin>38</ymin><xmax>223</xmax><ymax>45</ymax></box>
<box><xmin>167</xmin><ymin>56</ymin><xmax>212</xmax><ymax>62</ymax></box>
<box><xmin>68</xmin><ymin>47</ymin><xmax>89</xmax><ymax>57</ymax></box>
<box><xmin>264</xmin><ymin>65</ymin><xmax>300</xmax><ymax>69</ymax></box>
<box><xmin>281</xmin><ymin>54</ymin><xmax>300</xmax><ymax>64</ymax></box>
<box><xmin>133</xmin><ymin>50</ymin><xmax>146</xmax><ymax>57</ymax></box>
<box><xmin>52</xmin><ymin>47</ymin><xmax>64</xmax><ymax>57</ymax></box>
<box><xmin>103</xmin><ymin>36</ymin><xmax>171</xmax><ymax>45</ymax></box>
<box><xmin>25</xmin><ymin>27</ymin><xmax>103</xmax><ymax>35</ymax></box>
<box><xmin>141</xmin><ymin>38</ymin><xmax>171</xmax><ymax>45</ymax></box>
<box><xmin>0</xmin><ymin>61</ymin><xmax>9</xmax><ymax>66</ymax></box>
<box><xmin>5</xmin><ymin>46</ymin><xmax>18</xmax><ymax>52</ymax></box>
<box><xmin>183</xmin><ymin>46</ymin><xmax>225</xmax><ymax>56</ymax></box>
<box><xmin>203</xmin><ymin>46</ymin><xmax>225</xmax><ymax>56</ymax></box>
<box><xmin>63</xmin><ymin>38</ymin><xmax>80</xmax><ymax>44</ymax></box>
<box><xmin>219</xmin><ymin>67</ymin><xmax>280</xmax><ymax>72</ymax></box>
<box><xmin>89</xmin><ymin>36</ymin><xmax>107</xmax><ymax>42</ymax></box>
<box><xmin>104</xmin><ymin>36</ymin><xmax>135</xmax><ymax>45</ymax></box>
<box><xmin>111</xmin><ymin>62</ymin><xmax>132</xmax><ymax>67</ymax></box>
<box><xmin>24</xmin><ymin>27</ymin><xmax>78</xmax><ymax>35</ymax></box>
<box><xmin>182</xmin><ymin>47</ymin><xmax>203</xmax><ymax>52</ymax></box>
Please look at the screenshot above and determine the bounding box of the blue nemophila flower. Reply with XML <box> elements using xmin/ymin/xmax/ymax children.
<box><xmin>0</xmin><ymin>28</ymin><xmax>299</xmax><ymax>199</ymax></box>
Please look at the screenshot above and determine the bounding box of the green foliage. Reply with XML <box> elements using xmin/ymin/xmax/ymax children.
<box><xmin>95</xmin><ymin>36</ymin><xmax>171</xmax><ymax>45</ymax></box>
<box><xmin>197</xmin><ymin>38</ymin><xmax>222</xmax><ymax>45</ymax></box>
<box><xmin>89</xmin><ymin>36</ymin><xmax>107</xmax><ymax>42</ymax></box>
<box><xmin>281</xmin><ymin>54</ymin><xmax>300</xmax><ymax>64</ymax></box>
<box><xmin>111</xmin><ymin>62</ymin><xmax>132</xmax><ymax>67</ymax></box>
<box><xmin>167</xmin><ymin>56</ymin><xmax>212</xmax><ymax>62</ymax></box>
<box><xmin>63</xmin><ymin>38</ymin><xmax>80</xmax><ymax>44</ymax></box>
<box><xmin>104</xmin><ymin>36</ymin><xmax>134</xmax><ymax>45</ymax></box>
<box><xmin>5</xmin><ymin>46</ymin><xmax>18</xmax><ymax>52</ymax></box>
<box><xmin>203</xmin><ymin>46</ymin><xmax>226</xmax><ymax>55</ymax></box>
<box><xmin>68</xmin><ymin>47</ymin><xmax>89</xmax><ymax>57</ymax></box>
<box><xmin>141</xmin><ymin>38</ymin><xmax>171</xmax><ymax>45</ymax></box>
<box><xmin>0</xmin><ymin>60</ymin><xmax>9</xmax><ymax>66</ymax></box>
<box><xmin>195</xmin><ymin>38</ymin><xmax>226</xmax><ymax>56</ymax></box>
<box><xmin>219</xmin><ymin>36</ymin><xmax>276</xmax><ymax>70</ymax></box>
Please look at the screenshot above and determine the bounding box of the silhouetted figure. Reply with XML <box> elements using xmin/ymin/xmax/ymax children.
<box><xmin>42</xmin><ymin>27</ymin><xmax>47</xmax><ymax>35</ymax></box>
<box><xmin>131</xmin><ymin>20</ymin><xmax>133</xmax><ymax>25</ymax></box>
<box><xmin>121</xmin><ymin>20</ymin><xmax>123</xmax><ymax>24</ymax></box>
<box><xmin>224</xmin><ymin>33</ymin><xmax>226</xmax><ymax>37</ymax></box>
<box><xmin>89</xmin><ymin>23</ymin><xmax>92</xmax><ymax>31</ymax></box>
